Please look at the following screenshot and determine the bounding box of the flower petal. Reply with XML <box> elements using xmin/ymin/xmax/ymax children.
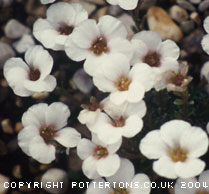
<box><xmin>131</xmin><ymin>174</ymin><xmax>151</xmax><ymax>194</ymax></box>
<box><xmin>45</xmin><ymin>102</ymin><xmax>70</xmax><ymax>130</ymax></box>
<box><xmin>54</xmin><ymin>127</ymin><xmax>81</xmax><ymax>148</ymax></box>
<box><xmin>77</xmin><ymin>138</ymin><xmax>95</xmax><ymax>160</ymax></box>
<box><xmin>174</xmin><ymin>177</ymin><xmax>197</xmax><ymax>194</ymax></box>
<box><xmin>29</xmin><ymin>136</ymin><xmax>56</xmax><ymax>164</ymax></box>
<box><xmin>159</xmin><ymin>40</ymin><xmax>180</xmax><ymax>59</ymax></box>
<box><xmin>97</xmin><ymin>154</ymin><xmax>120</xmax><ymax>177</ymax></box>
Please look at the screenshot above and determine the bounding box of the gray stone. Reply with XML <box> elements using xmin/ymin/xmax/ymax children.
<box><xmin>177</xmin><ymin>0</ymin><xmax>196</xmax><ymax>11</ymax></box>
<box><xmin>169</xmin><ymin>5</ymin><xmax>188</xmax><ymax>23</ymax></box>
<box><xmin>0</xmin><ymin>41</ymin><xmax>15</xmax><ymax>69</ymax></box>
<box><xmin>180</xmin><ymin>20</ymin><xmax>195</xmax><ymax>34</ymax></box>
<box><xmin>198</xmin><ymin>0</ymin><xmax>209</xmax><ymax>12</ymax></box>
<box><xmin>4</xmin><ymin>19</ymin><xmax>30</xmax><ymax>39</ymax></box>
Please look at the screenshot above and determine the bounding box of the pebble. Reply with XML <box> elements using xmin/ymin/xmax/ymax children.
<box><xmin>147</xmin><ymin>6</ymin><xmax>183</xmax><ymax>42</ymax></box>
<box><xmin>13</xmin><ymin>34</ymin><xmax>35</xmax><ymax>53</ymax></box>
<box><xmin>177</xmin><ymin>0</ymin><xmax>196</xmax><ymax>11</ymax></box>
<box><xmin>0</xmin><ymin>41</ymin><xmax>15</xmax><ymax>69</ymax></box>
<box><xmin>1</xmin><ymin>119</ymin><xmax>13</xmax><ymax>134</ymax></box>
<box><xmin>190</xmin><ymin>0</ymin><xmax>201</xmax><ymax>4</ymax></box>
<box><xmin>169</xmin><ymin>5</ymin><xmax>188</xmax><ymax>23</ymax></box>
<box><xmin>0</xmin><ymin>174</ymin><xmax>10</xmax><ymax>194</ymax></box>
<box><xmin>140</xmin><ymin>0</ymin><xmax>156</xmax><ymax>10</ymax></box>
<box><xmin>72</xmin><ymin>68</ymin><xmax>93</xmax><ymax>94</ymax></box>
<box><xmin>182</xmin><ymin>29</ymin><xmax>204</xmax><ymax>54</ymax></box>
<box><xmin>41</xmin><ymin>168</ymin><xmax>68</xmax><ymax>194</ymax></box>
<box><xmin>180</xmin><ymin>20</ymin><xmax>195</xmax><ymax>34</ymax></box>
<box><xmin>4</xmin><ymin>19</ymin><xmax>30</xmax><ymax>39</ymax></box>
<box><xmin>190</xmin><ymin>12</ymin><xmax>201</xmax><ymax>26</ymax></box>
<box><xmin>198</xmin><ymin>0</ymin><xmax>209</xmax><ymax>12</ymax></box>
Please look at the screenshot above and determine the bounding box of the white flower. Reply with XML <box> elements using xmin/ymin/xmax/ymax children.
<box><xmin>155</xmin><ymin>62</ymin><xmax>192</xmax><ymax>92</ymax></box>
<box><xmin>40</xmin><ymin>0</ymin><xmax>55</xmax><ymax>4</ymax></box>
<box><xmin>131</xmin><ymin>31</ymin><xmax>179</xmax><ymax>76</ymax></box>
<box><xmin>88</xmin><ymin>96</ymin><xmax>146</xmax><ymax>144</ymax></box>
<box><xmin>202</xmin><ymin>16</ymin><xmax>209</xmax><ymax>55</ymax></box>
<box><xmin>65</xmin><ymin>15</ymin><xmax>133</xmax><ymax>76</ymax></box>
<box><xmin>3</xmin><ymin>45</ymin><xmax>56</xmax><ymax>97</ymax></box>
<box><xmin>78</xmin><ymin>97</ymin><xmax>101</xmax><ymax>126</ymax></box>
<box><xmin>175</xmin><ymin>170</ymin><xmax>209</xmax><ymax>194</ymax></box>
<box><xmin>93</xmin><ymin>54</ymin><xmax>154</xmax><ymax>105</ymax></box>
<box><xmin>106</xmin><ymin>0</ymin><xmax>139</xmax><ymax>10</ymax></box>
<box><xmin>18</xmin><ymin>102</ymin><xmax>81</xmax><ymax>164</ymax></box>
<box><xmin>86</xmin><ymin>158</ymin><xmax>151</xmax><ymax>194</ymax></box>
<box><xmin>33</xmin><ymin>2</ymin><xmax>88</xmax><ymax>51</ymax></box>
<box><xmin>139</xmin><ymin>120</ymin><xmax>209</xmax><ymax>179</ymax></box>
<box><xmin>77</xmin><ymin>133</ymin><xmax>121</xmax><ymax>179</ymax></box>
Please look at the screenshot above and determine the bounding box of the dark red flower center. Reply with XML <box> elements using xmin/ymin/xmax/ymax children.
<box><xmin>90</xmin><ymin>37</ymin><xmax>108</xmax><ymax>56</ymax></box>
<box><xmin>143</xmin><ymin>52</ymin><xmax>161</xmax><ymax>67</ymax></box>
<box><xmin>29</xmin><ymin>69</ymin><xmax>41</xmax><ymax>81</ymax></box>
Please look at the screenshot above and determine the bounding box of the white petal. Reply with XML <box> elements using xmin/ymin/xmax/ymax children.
<box><xmin>45</xmin><ymin>102</ymin><xmax>70</xmax><ymax>130</ymax></box>
<box><xmin>101</xmin><ymin>53</ymin><xmax>130</xmax><ymax>81</ymax></box>
<box><xmin>127</xmin><ymin>82</ymin><xmax>145</xmax><ymax>103</ymax></box>
<box><xmin>65</xmin><ymin>36</ymin><xmax>89</xmax><ymax>61</ymax></box>
<box><xmin>180</xmin><ymin>127</ymin><xmax>208</xmax><ymax>158</ymax></box>
<box><xmin>71</xmin><ymin>19</ymin><xmax>100</xmax><ymax>49</ymax></box>
<box><xmin>18</xmin><ymin>125</ymin><xmax>40</xmax><ymax>156</ymax></box>
<box><xmin>29</xmin><ymin>136</ymin><xmax>56</xmax><ymax>164</ymax></box>
<box><xmin>78</xmin><ymin>109</ymin><xmax>101</xmax><ymax>125</ymax></box>
<box><xmin>175</xmin><ymin>158</ymin><xmax>205</xmax><ymax>179</ymax></box>
<box><xmin>77</xmin><ymin>138</ymin><xmax>95</xmax><ymax>160</ymax></box>
<box><xmin>24</xmin><ymin>75</ymin><xmax>57</xmax><ymax>92</ymax></box>
<box><xmin>124</xmin><ymin>100</ymin><xmax>147</xmax><ymax>118</ymax></box>
<box><xmin>46</xmin><ymin>2</ymin><xmax>75</xmax><ymax>25</ymax></box>
<box><xmin>110</xmin><ymin>91</ymin><xmax>128</xmax><ymax>105</ymax></box>
<box><xmin>82</xmin><ymin>156</ymin><xmax>100</xmax><ymax>179</ymax></box>
<box><xmin>131</xmin><ymin>39</ymin><xmax>148</xmax><ymax>65</ymax></box>
<box><xmin>174</xmin><ymin>177</ymin><xmax>197</xmax><ymax>194</ymax></box>
<box><xmin>24</xmin><ymin>45</ymin><xmax>53</xmax><ymax>79</ymax></box>
<box><xmin>98</xmin><ymin>15</ymin><xmax>127</xmax><ymax>40</ymax></box>
<box><xmin>40</xmin><ymin>0</ymin><xmax>55</xmax><ymax>4</ymax></box>
<box><xmin>106</xmin><ymin>158</ymin><xmax>135</xmax><ymax>183</ymax></box>
<box><xmin>139</xmin><ymin>130</ymin><xmax>167</xmax><ymax>159</ymax></box>
<box><xmin>93</xmin><ymin>75</ymin><xmax>115</xmax><ymax>92</ymax></box>
<box><xmin>97</xmin><ymin>154</ymin><xmax>120</xmax><ymax>177</ymax></box>
<box><xmin>160</xmin><ymin>120</ymin><xmax>191</xmax><ymax>147</ymax></box>
<box><xmin>122</xmin><ymin>115</ymin><xmax>143</xmax><ymax>138</ymax></box>
<box><xmin>71</xmin><ymin>3</ymin><xmax>88</xmax><ymax>26</ymax></box>
<box><xmin>22</xmin><ymin>103</ymin><xmax>48</xmax><ymax>127</ymax></box>
<box><xmin>86</xmin><ymin>179</ymin><xmax>113</xmax><ymax>194</ymax></box>
<box><xmin>54</xmin><ymin>127</ymin><xmax>81</xmax><ymax>148</ymax></box>
<box><xmin>201</xmin><ymin>34</ymin><xmax>209</xmax><ymax>55</ymax></box>
<box><xmin>107</xmin><ymin>138</ymin><xmax>122</xmax><ymax>154</ymax></box>
<box><xmin>198</xmin><ymin>170</ymin><xmax>209</xmax><ymax>188</ymax></box>
<box><xmin>33</xmin><ymin>19</ymin><xmax>60</xmax><ymax>50</ymax></box>
<box><xmin>132</xmin><ymin>31</ymin><xmax>162</xmax><ymax>50</ymax></box>
<box><xmin>131</xmin><ymin>174</ymin><xmax>151</xmax><ymax>194</ymax></box>
<box><xmin>153</xmin><ymin>156</ymin><xmax>177</xmax><ymax>179</ymax></box>
<box><xmin>159</xmin><ymin>40</ymin><xmax>180</xmax><ymax>59</ymax></box>
<box><xmin>108</xmin><ymin>38</ymin><xmax>133</xmax><ymax>60</ymax></box>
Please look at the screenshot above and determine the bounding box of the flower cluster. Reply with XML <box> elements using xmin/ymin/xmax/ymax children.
<box><xmin>2</xmin><ymin>1</ymin><xmax>209</xmax><ymax>194</ymax></box>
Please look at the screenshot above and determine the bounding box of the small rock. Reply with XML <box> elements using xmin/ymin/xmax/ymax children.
<box><xmin>41</xmin><ymin>168</ymin><xmax>68</xmax><ymax>194</ymax></box>
<box><xmin>0</xmin><ymin>79</ymin><xmax>8</xmax><ymax>87</ymax></box>
<box><xmin>182</xmin><ymin>29</ymin><xmax>204</xmax><ymax>54</ymax></box>
<box><xmin>169</xmin><ymin>5</ymin><xmax>188</xmax><ymax>23</ymax></box>
<box><xmin>72</xmin><ymin>69</ymin><xmax>93</xmax><ymax>94</ymax></box>
<box><xmin>190</xmin><ymin>12</ymin><xmax>201</xmax><ymax>26</ymax></box>
<box><xmin>13</xmin><ymin>165</ymin><xmax>22</xmax><ymax>179</ymax></box>
<box><xmin>15</xmin><ymin>122</ymin><xmax>23</xmax><ymax>133</ymax></box>
<box><xmin>198</xmin><ymin>0</ymin><xmax>209</xmax><ymax>12</ymax></box>
<box><xmin>147</xmin><ymin>6</ymin><xmax>183</xmax><ymax>42</ymax></box>
<box><xmin>119</xmin><ymin>13</ymin><xmax>135</xmax><ymax>39</ymax></box>
<box><xmin>0</xmin><ymin>41</ymin><xmax>15</xmax><ymax>69</ymax></box>
<box><xmin>180</xmin><ymin>20</ymin><xmax>195</xmax><ymax>34</ymax></box>
<box><xmin>4</xmin><ymin>19</ymin><xmax>30</xmax><ymax>39</ymax></box>
<box><xmin>1</xmin><ymin>119</ymin><xmax>13</xmax><ymax>134</ymax></box>
<box><xmin>13</xmin><ymin>34</ymin><xmax>35</xmax><ymax>53</ymax></box>
<box><xmin>32</xmin><ymin>91</ymin><xmax>49</xmax><ymax>99</ymax></box>
<box><xmin>190</xmin><ymin>0</ymin><xmax>201</xmax><ymax>4</ymax></box>
<box><xmin>140</xmin><ymin>0</ymin><xmax>156</xmax><ymax>10</ymax></box>
<box><xmin>85</xmin><ymin>0</ymin><xmax>105</xmax><ymax>5</ymax></box>
<box><xmin>177</xmin><ymin>0</ymin><xmax>196</xmax><ymax>11</ymax></box>
<box><xmin>0</xmin><ymin>174</ymin><xmax>10</xmax><ymax>194</ymax></box>
<box><xmin>0</xmin><ymin>0</ymin><xmax>13</xmax><ymax>7</ymax></box>
<box><xmin>107</xmin><ymin>5</ymin><xmax>123</xmax><ymax>17</ymax></box>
